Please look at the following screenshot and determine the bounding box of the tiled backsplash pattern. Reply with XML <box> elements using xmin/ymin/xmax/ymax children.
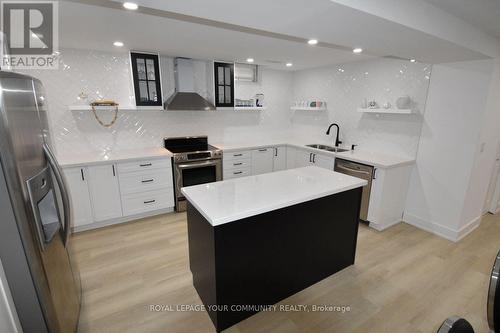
<box><xmin>22</xmin><ymin>49</ymin><xmax>431</xmax><ymax>158</ymax></box>
<box><xmin>291</xmin><ymin>58</ymin><xmax>432</xmax><ymax>157</ymax></box>
<box><xmin>21</xmin><ymin>49</ymin><xmax>292</xmax><ymax>156</ymax></box>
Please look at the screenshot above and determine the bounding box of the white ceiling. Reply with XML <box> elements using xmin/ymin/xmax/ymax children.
<box><xmin>59</xmin><ymin>0</ymin><xmax>492</xmax><ymax>71</ymax></box>
<box><xmin>59</xmin><ymin>1</ymin><xmax>374</xmax><ymax>70</ymax></box>
<box><xmin>423</xmin><ymin>0</ymin><xmax>500</xmax><ymax>41</ymax></box>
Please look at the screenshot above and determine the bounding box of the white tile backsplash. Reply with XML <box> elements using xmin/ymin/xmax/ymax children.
<box><xmin>291</xmin><ymin>58</ymin><xmax>432</xmax><ymax>157</ymax></box>
<box><xmin>20</xmin><ymin>49</ymin><xmax>431</xmax><ymax>159</ymax></box>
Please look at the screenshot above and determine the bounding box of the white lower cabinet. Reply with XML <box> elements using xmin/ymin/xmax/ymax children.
<box><xmin>63</xmin><ymin>167</ymin><xmax>93</xmax><ymax>227</ymax></box>
<box><xmin>87</xmin><ymin>164</ymin><xmax>123</xmax><ymax>222</ymax></box>
<box><xmin>121</xmin><ymin>189</ymin><xmax>174</xmax><ymax>216</ymax></box>
<box><xmin>224</xmin><ymin>168</ymin><xmax>252</xmax><ymax>179</ymax></box>
<box><xmin>369</xmin><ymin>165</ymin><xmax>413</xmax><ymax>231</ymax></box>
<box><xmin>286</xmin><ymin>147</ymin><xmax>296</xmax><ymax>169</ymax></box>
<box><xmin>63</xmin><ymin>157</ymin><xmax>174</xmax><ymax>232</ymax></box>
<box><xmin>224</xmin><ymin>146</ymin><xmax>333</xmax><ymax>177</ymax></box>
<box><xmin>251</xmin><ymin>148</ymin><xmax>274</xmax><ymax>175</ymax></box>
<box><xmin>224</xmin><ymin>146</ymin><xmax>286</xmax><ymax>179</ymax></box>
<box><xmin>273</xmin><ymin>146</ymin><xmax>287</xmax><ymax>171</ymax></box>
<box><xmin>294</xmin><ymin>149</ymin><xmax>335</xmax><ymax>170</ymax></box>
<box><xmin>223</xmin><ymin>150</ymin><xmax>252</xmax><ymax>179</ymax></box>
<box><xmin>313</xmin><ymin>154</ymin><xmax>335</xmax><ymax>170</ymax></box>
<box><xmin>295</xmin><ymin>150</ymin><xmax>313</xmax><ymax>168</ymax></box>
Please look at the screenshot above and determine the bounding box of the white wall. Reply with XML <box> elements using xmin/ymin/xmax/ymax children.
<box><xmin>291</xmin><ymin>58</ymin><xmax>432</xmax><ymax>157</ymax></box>
<box><xmin>467</xmin><ymin>59</ymin><xmax>500</xmax><ymax>218</ymax></box>
<box><xmin>21</xmin><ymin>49</ymin><xmax>292</xmax><ymax>156</ymax></box>
<box><xmin>404</xmin><ymin>60</ymin><xmax>494</xmax><ymax>241</ymax></box>
<box><xmin>488</xmin><ymin>155</ymin><xmax>500</xmax><ymax>214</ymax></box>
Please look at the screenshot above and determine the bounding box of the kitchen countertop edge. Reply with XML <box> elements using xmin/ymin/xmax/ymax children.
<box><xmin>216</xmin><ymin>142</ymin><xmax>415</xmax><ymax>169</ymax></box>
<box><xmin>57</xmin><ymin>148</ymin><xmax>173</xmax><ymax>168</ymax></box>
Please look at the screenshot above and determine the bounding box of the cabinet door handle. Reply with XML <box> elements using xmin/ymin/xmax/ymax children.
<box><xmin>233</xmin><ymin>171</ymin><xmax>243</xmax><ymax>175</ymax></box>
<box><xmin>233</xmin><ymin>162</ymin><xmax>243</xmax><ymax>166</ymax></box>
<box><xmin>309</xmin><ymin>153</ymin><xmax>312</xmax><ymax>162</ymax></box>
<box><xmin>274</xmin><ymin>148</ymin><xmax>278</xmax><ymax>157</ymax></box>
<box><xmin>233</xmin><ymin>154</ymin><xmax>243</xmax><ymax>157</ymax></box>
<box><xmin>140</xmin><ymin>163</ymin><xmax>152</xmax><ymax>167</ymax></box>
<box><xmin>258</xmin><ymin>149</ymin><xmax>267</xmax><ymax>152</ymax></box>
<box><xmin>81</xmin><ymin>169</ymin><xmax>85</xmax><ymax>181</ymax></box>
<box><xmin>142</xmin><ymin>179</ymin><xmax>154</xmax><ymax>183</ymax></box>
<box><xmin>112</xmin><ymin>165</ymin><xmax>116</xmax><ymax>176</ymax></box>
<box><xmin>312</xmin><ymin>154</ymin><xmax>316</xmax><ymax>163</ymax></box>
<box><xmin>144</xmin><ymin>200</ymin><xmax>156</xmax><ymax>204</ymax></box>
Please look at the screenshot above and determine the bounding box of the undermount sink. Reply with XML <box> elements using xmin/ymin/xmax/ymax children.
<box><xmin>306</xmin><ymin>144</ymin><xmax>350</xmax><ymax>153</ymax></box>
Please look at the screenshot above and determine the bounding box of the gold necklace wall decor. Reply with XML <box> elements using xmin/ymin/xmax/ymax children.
<box><xmin>90</xmin><ymin>100</ymin><xmax>119</xmax><ymax>128</ymax></box>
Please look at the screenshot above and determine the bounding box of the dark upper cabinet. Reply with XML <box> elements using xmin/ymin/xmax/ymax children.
<box><xmin>214</xmin><ymin>62</ymin><xmax>234</xmax><ymax>107</ymax></box>
<box><xmin>130</xmin><ymin>52</ymin><xmax>163</xmax><ymax>107</ymax></box>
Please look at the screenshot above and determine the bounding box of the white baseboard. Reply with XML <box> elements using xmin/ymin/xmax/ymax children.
<box><xmin>403</xmin><ymin>213</ymin><xmax>482</xmax><ymax>242</ymax></box>
<box><xmin>72</xmin><ymin>207</ymin><xmax>175</xmax><ymax>233</ymax></box>
<box><xmin>369</xmin><ymin>219</ymin><xmax>401</xmax><ymax>231</ymax></box>
<box><xmin>455</xmin><ymin>216</ymin><xmax>482</xmax><ymax>241</ymax></box>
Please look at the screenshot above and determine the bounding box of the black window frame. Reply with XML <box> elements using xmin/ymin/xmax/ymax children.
<box><xmin>214</xmin><ymin>62</ymin><xmax>234</xmax><ymax>108</ymax></box>
<box><xmin>130</xmin><ymin>52</ymin><xmax>163</xmax><ymax>107</ymax></box>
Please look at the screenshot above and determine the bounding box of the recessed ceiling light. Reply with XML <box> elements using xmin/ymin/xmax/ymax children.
<box><xmin>410</xmin><ymin>58</ymin><xmax>416</xmax><ymax>63</ymax></box>
<box><xmin>286</xmin><ymin>63</ymin><xmax>293</xmax><ymax>67</ymax></box>
<box><xmin>123</xmin><ymin>2</ymin><xmax>138</xmax><ymax>10</ymax></box>
<box><xmin>246</xmin><ymin>58</ymin><xmax>254</xmax><ymax>63</ymax></box>
<box><xmin>353</xmin><ymin>48</ymin><xmax>363</xmax><ymax>54</ymax></box>
<box><xmin>113</xmin><ymin>41</ymin><xmax>124</xmax><ymax>47</ymax></box>
<box><xmin>308</xmin><ymin>39</ymin><xmax>318</xmax><ymax>45</ymax></box>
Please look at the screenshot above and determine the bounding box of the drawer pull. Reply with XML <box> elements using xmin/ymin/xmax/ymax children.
<box><xmin>233</xmin><ymin>162</ymin><xmax>243</xmax><ymax>166</ymax></box>
<box><xmin>144</xmin><ymin>200</ymin><xmax>156</xmax><ymax>204</ymax></box>
<box><xmin>140</xmin><ymin>163</ymin><xmax>152</xmax><ymax>167</ymax></box>
<box><xmin>258</xmin><ymin>149</ymin><xmax>267</xmax><ymax>152</ymax></box>
<box><xmin>233</xmin><ymin>171</ymin><xmax>243</xmax><ymax>175</ymax></box>
<box><xmin>233</xmin><ymin>154</ymin><xmax>243</xmax><ymax>157</ymax></box>
<box><xmin>141</xmin><ymin>179</ymin><xmax>154</xmax><ymax>183</ymax></box>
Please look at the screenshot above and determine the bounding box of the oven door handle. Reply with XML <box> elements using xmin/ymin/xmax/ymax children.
<box><xmin>177</xmin><ymin>160</ymin><xmax>220</xmax><ymax>169</ymax></box>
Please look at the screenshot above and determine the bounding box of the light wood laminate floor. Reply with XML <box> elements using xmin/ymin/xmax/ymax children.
<box><xmin>73</xmin><ymin>212</ymin><xmax>500</xmax><ymax>333</ymax></box>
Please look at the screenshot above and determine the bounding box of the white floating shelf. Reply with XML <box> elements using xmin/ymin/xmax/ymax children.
<box><xmin>358</xmin><ymin>108</ymin><xmax>413</xmax><ymax>114</ymax></box>
<box><xmin>290</xmin><ymin>106</ymin><xmax>327</xmax><ymax>111</ymax></box>
<box><xmin>69</xmin><ymin>105</ymin><xmax>163</xmax><ymax>111</ymax></box>
<box><xmin>234</xmin><ymin>106</ymin><xmax>266</xmax><ymax>111</ymax></box>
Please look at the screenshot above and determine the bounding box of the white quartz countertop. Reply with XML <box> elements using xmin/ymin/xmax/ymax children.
<box><xmin>181</xmin><ymin>166</ymin><xmax>367</xmax><ymax>226</ymax></box>
<box><xmin>214</xmin><ymin>141</ymin><xmax>414</xmax><ymax>169</ymax></box>
<box><xmin>57</xmin><ymin>147</ymin><xmax>172</xmax><ymax>168</ymax></box>
<box><xmin>334</xmin><ymin>150</ymin><xmax>415</xmax><ymax>169</ymax></box>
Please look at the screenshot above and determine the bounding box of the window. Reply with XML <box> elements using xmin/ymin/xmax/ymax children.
<box><xmin>214</xmin><ymin>62</ymin><xmax>234</xmax><ymax>107</ymax></box>
<box><xmin>235</xmin><ymin>63</ymin><xmax>258</xmax><ymax>82</ymax></box>
<box><xmin>130</xmin><ymin>52</ymin><xmax>163</xmax><ymax>107</ymax></box>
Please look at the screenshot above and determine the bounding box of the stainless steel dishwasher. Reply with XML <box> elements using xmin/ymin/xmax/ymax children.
<box><xmin>334</xmin><ymin>158</ymin><xmax>374</xmax><ymax>222</ymax></box>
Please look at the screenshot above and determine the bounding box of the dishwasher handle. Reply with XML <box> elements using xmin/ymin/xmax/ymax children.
<box><xmin>336</xmin><ymin>164</ymin><xmax>372</xmax><ymax>179</ymax></box>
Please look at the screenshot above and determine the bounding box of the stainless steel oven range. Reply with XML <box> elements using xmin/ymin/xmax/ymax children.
<box><xmin>164</xmin><ymin>136</ymin><xmax>222</xmax><ymax>212</ymax></box>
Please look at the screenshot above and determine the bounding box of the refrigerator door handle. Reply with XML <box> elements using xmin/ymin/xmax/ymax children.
<box><xmin>43</xmin><ymin>144</ymin><xmax>71</xmax><ymax>247</ymax></box>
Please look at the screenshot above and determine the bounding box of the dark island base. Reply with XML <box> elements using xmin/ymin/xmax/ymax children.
<box><xmin>186</xmin><ymin>187</ymin><xmax>362</xmax><ymax>332</ymax></box>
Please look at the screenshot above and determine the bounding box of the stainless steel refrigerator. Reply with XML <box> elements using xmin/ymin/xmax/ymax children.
<box><xmin>0</xmin><ymin>71</ymin><xmax>81</xmax><ymax>332</ymax></box>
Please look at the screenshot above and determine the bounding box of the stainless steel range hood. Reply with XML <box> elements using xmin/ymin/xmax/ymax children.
<box><xmin>165</xmin><ymin>58</ymin><xmax>216</xmax><ymax>111</ymax></box>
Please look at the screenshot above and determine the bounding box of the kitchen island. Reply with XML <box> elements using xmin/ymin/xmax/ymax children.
<box><xmin>182</xmin><ymin>166</ymin><xmax>367</xmax><ymax>332</ymax></box>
